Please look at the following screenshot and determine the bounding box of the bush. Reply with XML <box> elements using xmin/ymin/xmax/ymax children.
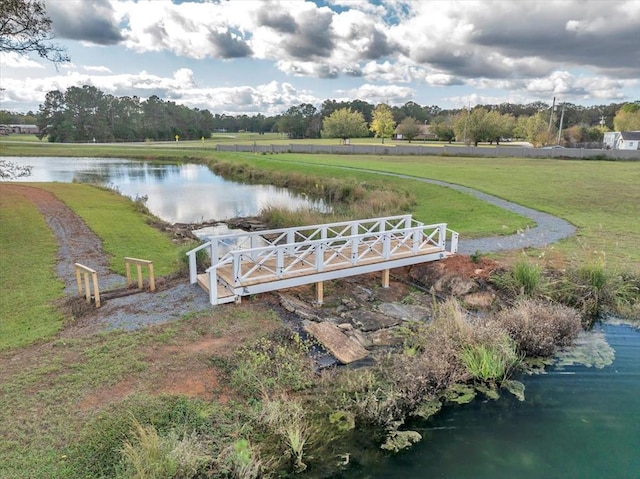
<box><xmin>460</xmin><ymin>338</ymin><xmax>519</xmax><ymax>383</ymax></box>
<box><xmin>495</xmin><ymin>299</ymin><xmax>582</xmax><ymax>356</ymax></box>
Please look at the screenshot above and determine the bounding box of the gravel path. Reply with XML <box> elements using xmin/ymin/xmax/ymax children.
<box><xmin>361</xmin><ymin>170</ymin><xmax>577</xmax><ymax>254</ymax></box>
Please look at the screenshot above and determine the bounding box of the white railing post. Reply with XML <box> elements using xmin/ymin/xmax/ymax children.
<box><xmin>188</xmin><ymin>252</ymin><xmax>197</xmax><ymax>284</ymax></box>
<box><xmin>383</xmin><ymin>233</ymin><xmax>391</xmax><ymax>259</ymax></box>
<box><xmin>277</xmin><ymin>248</ymin><xmax>284</xmax><ymax>277</ymax></box>
<box><xmin>413</xmin><ymin>227</ymin><xmax>423</xmax><ymax>253</ymax></box>
<box><xmin>438</xmin><ymin>224</ymin><xmax>446</xmax><ymax>249</ymax></box>
<box><xmin>210</xmin><ymin>240</ymin><xmax>218</xmax><ymax>266</ymax></box>
<box><xmin>209</xmin><ymin>268</ymin><xmax>218</xmax><ymax>305</ymax></box>
<box><xmin>450</xmin><ymin>230</ymin><xmax>459</xmax><ymax>253</ymax></box>
<box><xmin>287</xmin><ymin>230</ymin><xmax>295</xmax><ymax>257</ymax></box>
<box><xmin>315</xmin><ymin>242</ymin><xmax>324</xmax><ymax>271</ymax></box>
<box><xmin>233</xmin><ymin>252</ymin><xmax>241</xmax><ymax>285</ymax></box>
<box><xmin>250</xmin><ymin>235</ymin><xmax>258</xmax><ymax>261</ymax></box>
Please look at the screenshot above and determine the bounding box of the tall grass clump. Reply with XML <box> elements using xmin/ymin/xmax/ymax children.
<box><xmin>118</xmin><ymin>417</ymin><xmax>209</xmax><ymax>479</ymax></box>
<box><xmin>554</xmin><ymin>261</ymin><xmax>639</xmax><ymax>320</ymax></box>
<box><xmin>492</xmin><ymin>258</ymin><xmax>547</xmax><ymax>298</ymax></box>
<box><xmin>495</xmin><ymin>299</ymin><xmax>582</xmax><ymax>356</ymax></box>
<box><xmin>460</xmin><ymin>338</ymin><xmax>519</xmax><ymax>383</ymax></box>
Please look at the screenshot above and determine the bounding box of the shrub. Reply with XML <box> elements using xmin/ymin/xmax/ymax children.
<box><xmin>495</xmin><ymin>299</ymin><xmax>582</xmax><ymax>356</ymax></box>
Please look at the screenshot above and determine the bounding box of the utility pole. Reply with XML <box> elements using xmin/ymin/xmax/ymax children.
<box><xmin>556</xmin><ymin>103</ymin><xmax>565</xmax><ymax>145</ymax></box>
<box><xmin>547</xmin><ymin>96</ymin><xmax>556</xmax><ymax>142</ymax></box>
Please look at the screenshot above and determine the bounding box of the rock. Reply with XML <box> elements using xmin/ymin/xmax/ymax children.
<box><xmin>303</xmin><ymin>321</ymin><xmax>369</xmax><ymax>364</ymax></box>
<box><xmin>377</xmin><ymin>302</ymin><xmax>431</xmax><ymax>322</ymax></box>
<box><xmin>337</xmin><ymin>323</ymin><xmax>353</xmax><ymax>331</ymax></box>
<box><xmin>350</xmin><ymin>310</ymin><xmax>401</xmax><ymax>332</ymax></box>
<box><xmin>347</xmin><ymin>329</ymin><xmax>373</xmax><ymax>348</ymax></box>
<box><xmin>462</xmin><ymin>292</ymin><xmax>495</xmax><ymax>309</ymax></box>
<box><xmin>279</xmin><ymin>294</ymin><xmax>321</xmax><ymax>321</ymax></box>
<box><xmin>432</xmin><ymin>274</ymin><xmax>477</xmax><ymax>296</ymax></box>
<box><xmin>368</xmin><ymin>328</ymin><xmax>405</xmax><ymax>347</ymax></box>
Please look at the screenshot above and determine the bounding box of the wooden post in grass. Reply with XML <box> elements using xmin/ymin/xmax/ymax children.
<box><xmin>124</xmin><ymin>257</ymin><xmax>156</xmax><ymax>291</ymax></box>
<box><xmin>74</xmin><ymin>263</ymin><xmax>101</xmax><ymax>308</ymax></box>
<box><xmin>316</xmin><ymin>281</ymin><xmax>324</xmax><ymax>305</ymax></box>
<box><xmin>382</xmin><ymin>269</ymin><xmax>390</xmax><ymax>288</ymax></box>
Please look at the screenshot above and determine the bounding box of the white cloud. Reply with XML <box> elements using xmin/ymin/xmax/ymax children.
<box><xmin>0</xmin><ymin>52</ymin><xmax>46</xmax><ymax>69</ymax></box>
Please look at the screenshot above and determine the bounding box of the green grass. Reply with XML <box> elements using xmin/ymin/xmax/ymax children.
<box><xmin>0</xmin><ymin>330</ymin><xmax>152</xmax><ymax>478</ymax></box>
<box><xmin>0</xmin><ymin>185</ymin><xmax>66</xmax><ymax>349</ymax></box>
<box><xmin>37</xmin><ymin>183</ymin><xmax>180</xmax><ymax>277</ymax></box>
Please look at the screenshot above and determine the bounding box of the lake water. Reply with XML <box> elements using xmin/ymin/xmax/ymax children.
<box><xmin>338</xmin><ymin>321</ymin><xmax>640</xmax><ymax>479</ymax></box>
<box><xmin>4</xmin><ymin>156</ymin><xmax>324</xmax><ymax>224</ymax></box>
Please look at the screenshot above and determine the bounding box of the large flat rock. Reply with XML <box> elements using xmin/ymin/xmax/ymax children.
<box><xmin>304</xmin><ymin>321</ymin><xmax>369</xmax><ymax>364</ymax></box>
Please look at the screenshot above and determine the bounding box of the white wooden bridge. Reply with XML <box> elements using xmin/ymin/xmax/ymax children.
<box><xmin>186</xmin><ymin>214</ymin><xmax>458</xmax><ymax>305</ymax></box>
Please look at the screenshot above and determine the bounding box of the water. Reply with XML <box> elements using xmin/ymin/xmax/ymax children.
<box><xmin>4</xmin><ymin>156</ymin><xmax>324</xmax><ymax>224</ymax></box>
<box><xmin>340</xmin><ymin>322</ymin><xmax>640</xmax><ymax>479</ymax></box>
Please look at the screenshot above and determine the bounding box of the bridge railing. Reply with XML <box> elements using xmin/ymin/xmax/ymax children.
<box><xmin>186</xmin><ymin>215</ymin><xmax>458</xmax><ymax>304</ymax></box>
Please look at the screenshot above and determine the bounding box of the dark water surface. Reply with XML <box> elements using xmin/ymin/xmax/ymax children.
<box><xmin>340</xmin><ymin>322</ymin><xmax>640</xmax><ymax>479</ymax></box>
<box><xmin>5</xmin><ymin>156</ymin><xmax>324</xmax><ymax>223</ymax></box>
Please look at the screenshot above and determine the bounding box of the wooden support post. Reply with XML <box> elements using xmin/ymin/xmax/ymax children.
<box><xmin>316</xmin><ymin>281</ymin><xmax>324</xmax><ymax>305</ymax></box>
<box><xmin>382</xmin><ymin>269</ymin><xmax>390</xmax><ymax>288</ymax></box>
<box><xmin>92</xmin><ymin>271</ymin><xmax>101</xmax><ymax>308</ymax></box>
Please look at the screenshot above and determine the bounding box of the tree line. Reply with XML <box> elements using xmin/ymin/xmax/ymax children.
<box><xmin>2</xmin><ymin>84</ymin><xmax>639</xmax><ymax>146</ymax></box>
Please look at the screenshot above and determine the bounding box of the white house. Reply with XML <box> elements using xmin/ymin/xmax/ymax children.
<box><xmin>603</xmin><ymin>131</ymin><xmax>640</xmax><ymax>150</ymax></box>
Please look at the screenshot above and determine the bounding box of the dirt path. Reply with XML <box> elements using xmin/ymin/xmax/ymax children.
<box><xmin>8</xmin><ymin>184</ymin><xmax>125</xmax><ymax>293</ymax></box>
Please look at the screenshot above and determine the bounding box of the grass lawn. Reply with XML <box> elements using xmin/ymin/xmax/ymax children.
<box><xmin>236</xmin><ymin>153</ymin><xmax>640</xmax><ymax>273</ymax></box>
<box><xmin>0</xmin><ymin>185</ymin><xmax>65</xmax><ymax>350</ymax></box>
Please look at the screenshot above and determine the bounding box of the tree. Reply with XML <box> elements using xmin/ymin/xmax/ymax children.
<box><xmin>370</xmin><ymin>104</ymin><xmax>396</xmax><ymax>144</ymax></box>
<box><xmin>613</xmin><ymin>103</ymin><xmax>640</xmax><ymax>131</ymax></box>
<box><xmin>320</xmin><ymin>108</ymin><xmax>368</xmax><ymax>143</ymax></box>
<box><xmin>396</xmin><ymin>117</ymin><xmax>421</xmax><ymax>142</ymax></box>
<box><xmin>430</xmin><ymin>116</ymin><xmax>455</xmax><ymax>143</ymax></box>
<box><xmin>277</xmin><ymin>103</ymin><xmax>320</xmax><ymax>139</ymax></box>
<box><xmin>0</xmin><ymin>0</ymin><xmax>69</xmax><ymax>63</ymax></box>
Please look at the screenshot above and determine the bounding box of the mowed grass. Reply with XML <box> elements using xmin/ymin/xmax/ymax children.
<box><xmin>37</xmin><ymin>183</ymin><xmax>181</xmax><ymax>277</ymax></box>
<box><xmin>240</xmin><ymin>153</ymin><xmax>640</xmax><ymax>273</ymax></box>
<box><xmin>0</xmin><ymin>185</ymin><xmax>66</xmax><ymax>349</ymax></box>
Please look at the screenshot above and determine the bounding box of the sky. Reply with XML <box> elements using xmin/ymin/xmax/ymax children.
<box><xmin>1</xmin><ymin>0</ymin><xmax>639</xmax><ymax>115</ymax></box>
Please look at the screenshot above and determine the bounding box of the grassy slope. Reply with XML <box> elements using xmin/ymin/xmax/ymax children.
<box><xmin>0</xmin><ymin>185</ymin><xmax>66</xmax><ymax>349</ymax></box>
<box><xmin>38</xmin><ymin>183</ymin><xmax>181</xmax><ymax>277</ymax></box>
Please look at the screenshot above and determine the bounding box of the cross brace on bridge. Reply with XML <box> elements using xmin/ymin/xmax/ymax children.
<box><xmin>186</xmin><ymin>214</ymin><xmax>458</xmax><ymax>305</ymax></box>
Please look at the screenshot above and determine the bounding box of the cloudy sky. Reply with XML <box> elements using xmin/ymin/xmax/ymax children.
<box><xmin>1</xmin><ymin>0</ymin><xmax>639</xmax><ymax>115</ymax></box>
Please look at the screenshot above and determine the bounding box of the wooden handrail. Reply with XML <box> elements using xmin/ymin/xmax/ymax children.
<box><xmin>124</xmin><ymin>257</ymin><xmax>156</xmax><ymax>292</ymax></box>
<box><xmin>74</xmin><ymin>263</ymin><xmax>101</xmax><ymax>308</ymax></box>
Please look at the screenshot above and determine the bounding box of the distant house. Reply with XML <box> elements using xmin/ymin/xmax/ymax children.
<box><xmin>0</xmin><ymin>124</ymin><xmax>39</xmax><ymax>135</ymax></box>
<box><xmin>603</xmin><ymin>131</ymin><xmax>640</xmax><ymax>150</ymax></box>
<box><xmin>394</xmin><ymin>124</ymin><xmax>437</xmax><ymax>141</ymax></box>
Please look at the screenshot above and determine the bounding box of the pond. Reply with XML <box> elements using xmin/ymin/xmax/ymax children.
<box><xmin>337</xmin><ymin>321</ymin><xmax>640</xmax><ymax>479</ymax></box>
<box><xmin>4</xmin><ymin>156</ymin><xmax>325</xmax><ymax>225</ymax></box>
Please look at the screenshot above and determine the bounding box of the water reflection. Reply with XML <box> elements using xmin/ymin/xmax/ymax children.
<box><xmin>4</xmin><ymin>157</ymin><xmax>325</xmax><ymax>224</ymax></box>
